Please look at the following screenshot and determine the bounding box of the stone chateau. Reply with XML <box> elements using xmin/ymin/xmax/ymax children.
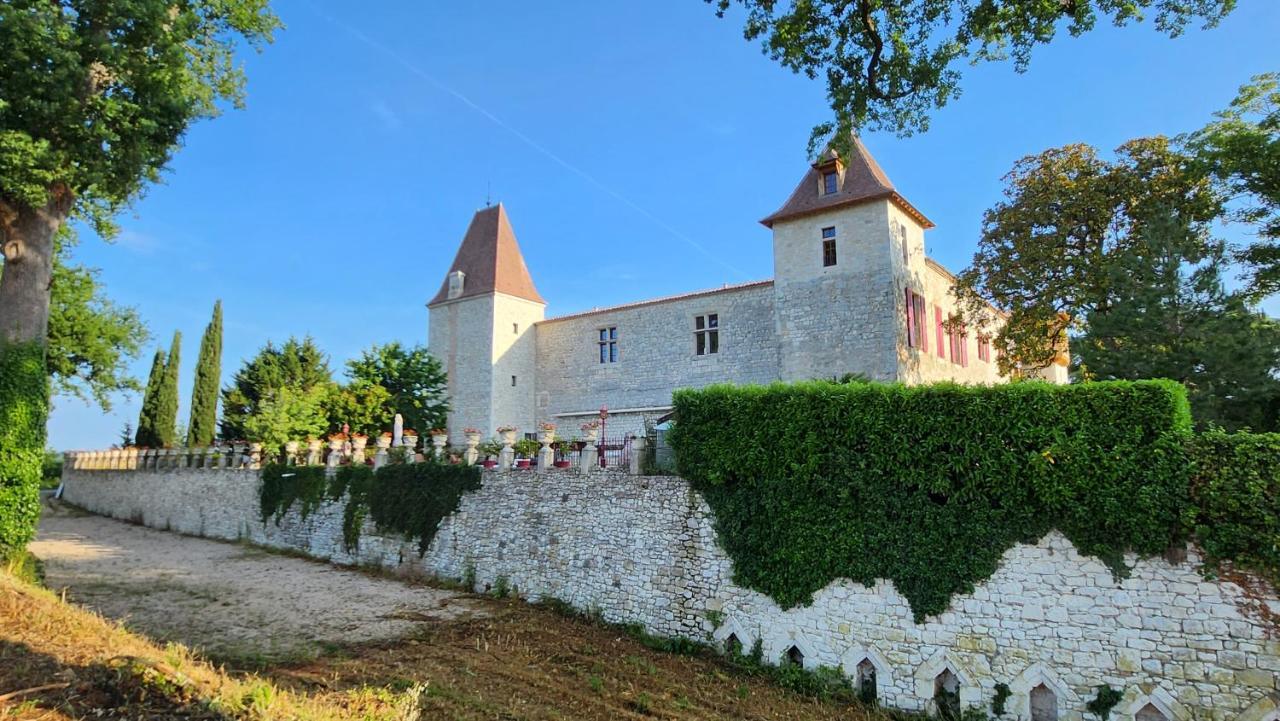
<box><xmin>427</xmin><ymin>139</ymin><xmax>1068</xmax><ymax>441</ymax></box>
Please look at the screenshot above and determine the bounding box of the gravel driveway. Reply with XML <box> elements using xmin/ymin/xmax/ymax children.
<box><xmin>29</xmin><ymin>501</ymin><xmax>483</xmax><ymax>665</ymax></box>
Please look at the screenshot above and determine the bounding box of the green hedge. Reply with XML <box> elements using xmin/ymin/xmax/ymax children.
<box><xmin>259</xmin><ymin>461</ymin><xmax>481</xmax><ymax>555</ymax></box>
<box><xmin>670</xmin><ymin>379</ymin><xmax>1193</xmax><ymax>620</ymax></box>
<box><xmin>0</xmin><ymin>342</ymin><xmax>49</xmax><ymax>562</ymax></box>
<box><xmin>1189</xmin><ymin>431</ymin><xmax>1280</xmax><ymax>586</ymax></box>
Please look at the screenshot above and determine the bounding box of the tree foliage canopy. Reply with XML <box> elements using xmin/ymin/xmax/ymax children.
<box><xmin>343</xmin><ymin>342</ymin><xmax>448</xmax><ymax>434</ymax></box>
<box><xmin>1184</xmin><ymin>72</ymin><xmax>1280</xmax><ymax>299</ymax></box>
<box><xmin>955</xmin><ymin>137</ymin><xmax>1221</xmax><ymax>371</ymax></box>
<box><xmin>710</xmin><ymin>0</ymin><xmax>1233</xmax><ymax>150</ymax></box>
<box><xmin>0</xmin><ymin>0</ymin><xmax>280</xmax><ymax>233</ymax></box>
<box><xmin>220</xmin><ymin>336</ymin><xmax>332</xmax><ymax>442</ymax></box>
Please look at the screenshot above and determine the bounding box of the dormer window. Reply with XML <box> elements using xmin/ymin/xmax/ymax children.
<box><xmin>446</xmin><ymin>270</ymin><xmax>466</xmax><ymax>299</ymax></box>
<box><xmin>822</xmin><ymin>170</ymin><xmax>839</xmax><ymax>195</ymax></box>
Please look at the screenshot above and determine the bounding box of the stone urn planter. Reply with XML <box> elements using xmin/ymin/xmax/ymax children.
<box><xmin>581</xmin><ymin>423</ymin><xmax>600</xmax><ymax>444</ymax></box>
<box><xmin>430</xmin><ymin>430</ymin><xmax>448</xmax><ymax>457</ymax></box>
<box><xmin>538</xmin><ymin>423</ymin><xmax>557</xmax><ymax>446</ymax></box>
<box><xmin>284</xmin><ymin>440</ymin><xmax>300</xmax><ymax>465</ymax></box>
<box><xmin>498</xmin><ymin>427</ymin><xmax>518</xmax><ymax>446</ymax></box>
<box><xmin>463</xmin><ymin>429</ymin><xmax>481</xmax><ymax>466</ymax></box>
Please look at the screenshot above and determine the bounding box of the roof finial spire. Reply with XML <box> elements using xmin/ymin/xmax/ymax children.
<box><xmin>485</xmin><ymin>181</ymin><xmax>491</xmax><ymax>208</ymax></box>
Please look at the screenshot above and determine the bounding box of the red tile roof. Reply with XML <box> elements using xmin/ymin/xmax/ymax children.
<box><xmin>760</xmin><ymin>137</ymin><xmax>934</xmax><ymax>229</ymax></box>
<box><xmin>538</xmin><ymin>280</ymin><xmax>775</xmax><ymax>324</ymax></box>
<box><xmin>428</xmin><ymin>203</ymin><xmax>545</xmax><ymax>307</ymax></box>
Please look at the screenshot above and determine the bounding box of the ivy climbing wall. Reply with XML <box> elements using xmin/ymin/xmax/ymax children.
<box><xmin>61</xmin><ymin>465</ymin><xmax>1280</xmax><ymax>721</ymax></box>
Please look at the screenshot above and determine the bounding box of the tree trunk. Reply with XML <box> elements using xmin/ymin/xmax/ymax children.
<box><xmin>0</xmin><ymin>192</ymin><xmax>71</xmax><ymax>347</ymax></box>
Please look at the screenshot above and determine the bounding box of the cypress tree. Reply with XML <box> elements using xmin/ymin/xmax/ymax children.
<box><xmin>135</xmin><ymin>347</ymin><xmax>166</xmax><ymax>447</ymax></box>
<box><xmin>188</xmin><ymin>301</ymin><xmax>222</xmax><ymax>446</ymax></box>
<box><xmin>155</xmin><ymin>331</ymin><xmax>182</xmax><ymax>448</ymax></box>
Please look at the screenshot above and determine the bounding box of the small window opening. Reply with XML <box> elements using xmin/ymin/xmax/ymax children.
<box><xmin>513</xmin><ymin>322</ymin><xmax>519</xmax><ymax>334</ymax></box>
<box><xmin>598</xmin><ymin>327</ymin><xmax>618</xmax><ymax>363</ymax></box>
<box><xmin>821</xmin><ymin>226</ymin><xmax>837</xmax><ymax>267</ymax></box>
<box><xmin>724</xmin><ymin>633</ymin><xmax>742</xmax><ymax>656</ymax></box>
<box><xmin>856</xmin><ymin>659</ymin><xmax>877</xmax><ymax>705</ymax></box>
<box><xmin>1135</xmin><ymin>704</ymin><xmax>1170</xmax><ymax>721</ymax></box>
<box><xmin>822</xmin><ymin>170</ymin><xmax>838</xmax><ymax>195</ymax></box>
<box><xmin>934</xmin><ymin>669</ymin><xmax>960</xmax><ymax>721</ymax></box>
<box><xmin>695</xmin><ymin>314</ymin><xmax>719</xmax><ymax>355</ymax></box>
<box><xmin>511</xmin><ymin>375</ymin><xmax>517</xmax><ymax>387</ymax></box>
<box><xmin>1030</xmin><ymin>683</ymin><xmax>1058</xmax><ymax>721</ymax></box>
<box><xmin>784</xmin><ymin>645</ymin><xmax>804</xmax><ymax>668</ymax></box>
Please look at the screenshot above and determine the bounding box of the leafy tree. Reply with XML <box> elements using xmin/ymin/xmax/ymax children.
<box><xmin>322</xmin><ymin>381</ymin><xmax>394</xmax><ymax>438</ymax></box>
<box><xmin>1076</xmin><ymin>213</ymin><xmax>1280</xmax><ymax>430</ymax></box>
<box><xmin>954</xmin><ymin>137</ymin><xmax>1221</xmax><ymax>373</ymax></box>
<box><xmin>0</xmin><ymin>0</ymin><xmax>277</xmax><ymax>559</ymax></box>
<box><xmin>118</xmin><ymin>422</ymin><xmax>134</xmax><ymax>449</ymax></box>
<box><xmin>710</xmin><ymin>0</ymin><xmax>1234</xmax><ymax>149</ymax></box>
<box><xmin>344</xmin><ymin>342</ymin><xmax>449</xmax><ymax>434</ymax></box>
<box><xmin>243</xmin><ymin>385</ymin><xmax>331</xmax><ymax>450</ymax></box>
<box><xmin>2</xmin><ymin>230</ymin><xmax>148</xmax><ymax>411</ymax></box>
<box><xmin>188</xmin><ymin>301</ymin><xmax>222</xmax><ymax>446</ymax></box>
<box><xmin>135</xmin><ymin>347</ymin><xmax>167</xmax><ymax>448</ymax></box>
<box><xmin>1184</xmin><ymin>72</ymin><xmax>1280</xmax><ymax>299</ymax></box>
<box><xmin>154</xmin><ymin>331</ymin><xmax>182</xmax><ymax>448</ymax></box>
<box><xmin>220</xmin><ymin>337</ymin><xmax>333</xmax><ymax>441</ymax></box>
<box><xmin>44</xmin><ymin>241</ymin><xmax>149</xmax><ymax>411</ymax></box>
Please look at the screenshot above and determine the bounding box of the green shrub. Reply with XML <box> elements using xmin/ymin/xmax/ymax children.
<box><xmin>41</xmin><ymin>449</ymin><xmax>63</xmax><ymax>489</ymax></box>
<box><xmin>259</xmin><ymin>464</ymin><xmax>328</xmax><ymax>523</ymax></box>
<box><xmin>1188</xmin><ymin>431</ymin><xmax>1280</xmax><ymax>585</ymax></box>
<box><xmin>670</xmin><ymin>379</ymin><xmax>1192</xmax><ymax>620</ymax></box>
<box><xmin>366</xmin><ymin>461</ymin><xmax>481</xmax><ymax>554</ymax></box>
<box><xmin>0</xmin><ymin>342</ymin><xmax>49</xmax><ymax>562</ymax></box>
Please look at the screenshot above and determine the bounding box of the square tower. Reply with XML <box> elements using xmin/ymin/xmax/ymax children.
<box><xmin>763</xmin><ymin>138</ymin><xmax>935</xmax><ymax>382</ymax></box>
<box><xmin>427</xmin><ymin>204</ymin><xmax>545</xmax><ymax>443</ymax></box>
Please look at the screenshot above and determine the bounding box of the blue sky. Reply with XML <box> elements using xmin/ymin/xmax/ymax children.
<box><xmin>49</xmin><ymin>0</ymin><xmax>1280</xmax><ymax>449</ymax></box>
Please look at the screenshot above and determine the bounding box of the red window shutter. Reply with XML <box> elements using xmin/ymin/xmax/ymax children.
<box><xmin>916</xmin><ymin>295</ymin><xmax>928</xmax><ymax>353</ymax></box>
<box><xmin>935</xmin><ymin>306</ymin><xmax>945</xmax><ymax>357</ymax></box>
<box><xmin>960</xmin><ymin>327</ymin><xmax>969</xmax><ymax>367</ymax></box>
<box><xmin>905</xmin><ymin>289</ymin><xmax>916</xmax><ymax>348</ymax></box>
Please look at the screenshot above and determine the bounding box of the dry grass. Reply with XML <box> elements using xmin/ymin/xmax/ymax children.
<box><xmin>0</xmin><ymin>570</ymin><xmax>420</xmax><ymax>721</ymax></box>
<box><xmin>267</xmin><ymin>597</ymin><xmax>894</xmax><ymax>721</ymax></box>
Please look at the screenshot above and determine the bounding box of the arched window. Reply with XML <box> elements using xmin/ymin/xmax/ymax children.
<box><xmin>1030</xmin><ymin>683</ymin><xmax>1058</xmax><ymax>721</ymax></box>
<box><xmin>856</xmin><ymin>658</ymin><xmax>877</xmax><ymax>704</ymax></box>
<box><xmin>724</xmin><ymin>633</ymin><xmax>742</xmax><ymax>656</ymax></box>
<box><xmin>934</xmin><ymin>669</ymin><xmax>961</xmax><ymax>720</ymax></box>
<box><xmin>784</xmin><ymin>645</ymin><xmax>805</xmax><ymax>667</ymax></box>
<box><xmin>1135</xmin><ymin>703</ymin><xmax>1170</xmax><ymax>721</ymax></box>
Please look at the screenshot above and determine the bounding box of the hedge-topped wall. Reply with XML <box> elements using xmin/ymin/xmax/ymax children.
<box><xmin>670</xmin><ymin>379</ymin><xmax>1195</xmax><ymax>619</ymax></box>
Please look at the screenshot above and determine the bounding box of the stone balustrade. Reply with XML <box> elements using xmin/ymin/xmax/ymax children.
<box><xmin>64</xmin><ymin>426</ymin><xmax>648</xmax><ymax>475</ymax></box>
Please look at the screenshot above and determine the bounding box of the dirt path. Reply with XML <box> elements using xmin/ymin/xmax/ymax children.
<box><xmin>29</xmin><ymin>502</ymin><xmax>482</xmax><ymax>666</ymax></box>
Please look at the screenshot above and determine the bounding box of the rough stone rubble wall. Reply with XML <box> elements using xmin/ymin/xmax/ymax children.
<box><xmin>60</xmin><ymin>467</ymin><xmax>1280</xmax><ymax>721</ymax></box>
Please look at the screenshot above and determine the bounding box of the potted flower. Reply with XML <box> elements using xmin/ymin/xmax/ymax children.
<box><xmin>479</xmin><ymin>439</ymin><xmax>503</xmax><ymax>469</ymax></box>
<box><xmin>554</xmin><ymin>438</ymin><xmax>575</xmax><ymax>469</ymax></box>
<box><xmin>429</xmin><ymin>427</ymin><xmax>448</xmax><ymax>450</ymax></box>
<box><xmin>513</xmin><ymin>438</ymin><xmax>539</xmax><ymax>469</ymax></box>
<box><xmin>463</xmin><ymin>427</ymin><xmax>482</xmax><ymax>445</ymax></box>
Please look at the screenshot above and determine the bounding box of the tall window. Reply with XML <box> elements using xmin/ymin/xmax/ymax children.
<box><xmin>598</xmin><ymin>327</ymin><xmax>617</xmax><ymax>363</ymax></box>
<box><xmin>822</xmin><ymin>226</ymin><xmax>837</xmax><ymax>267</ymax></box>
<box><xmin>977</xmin><ymin>335</ymin><xmax>991</xmax><ymax>363</ymax></box>
<box><xmin>822</xmin><ymin>170</ymin><xmax>838</xmax><ymax>195</ymax></box>
<box><xmin>695</xmin><ymin>314</ymin><xmax>719</xmax><ymax>355</ymax></box>
<box><xmin>905</xmin><ymin>289</ymin><xmax>927</xmax><ymax>351</ymax></box>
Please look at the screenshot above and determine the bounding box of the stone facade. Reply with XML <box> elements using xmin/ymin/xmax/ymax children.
<box><xmin>535</xmin><ymin>281</ymin><xmax>780</xmax><ymax>437</ymax></box>
<box><xmin>62</xmin><ymin>462</ymin><xmax>1280</xmax><ymax>721</ymax></box>
<box><xmin>428</xmin><ymin>140</ymin><xmax>1066</xmax><ymax>443</ymax></box>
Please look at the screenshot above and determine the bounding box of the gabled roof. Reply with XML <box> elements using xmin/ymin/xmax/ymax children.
<box><xmin>760</xmin><ymin>137</ymin><xmax>934</xmax><ymax>229</ymax></box>
<box><xmin>428</xmin><ymin>203</ymin><xmax>545</xmax><ymax>307</ymax></box>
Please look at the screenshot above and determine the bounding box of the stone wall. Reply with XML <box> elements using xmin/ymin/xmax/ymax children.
<box><xmin>60</xmin><ymin>463</ymin><xmax>1279</xmax><ymax>721</ymax></box>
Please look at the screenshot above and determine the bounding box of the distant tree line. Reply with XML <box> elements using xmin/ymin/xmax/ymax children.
<box><xmin>129</xmin><ymin>304</ymin><xmax>447</xmax><ymax>449</ymax></box>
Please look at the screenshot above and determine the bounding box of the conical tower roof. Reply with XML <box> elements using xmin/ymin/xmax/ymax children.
<box><xmin>761</xmin><ymin>137</ymin><xmax>933</xmax><ymax>228</ymax></box>
<box><xmin>428</xmin><ymin>203</ymin><xmax>545</xmax><ymax>306</ymax></box>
